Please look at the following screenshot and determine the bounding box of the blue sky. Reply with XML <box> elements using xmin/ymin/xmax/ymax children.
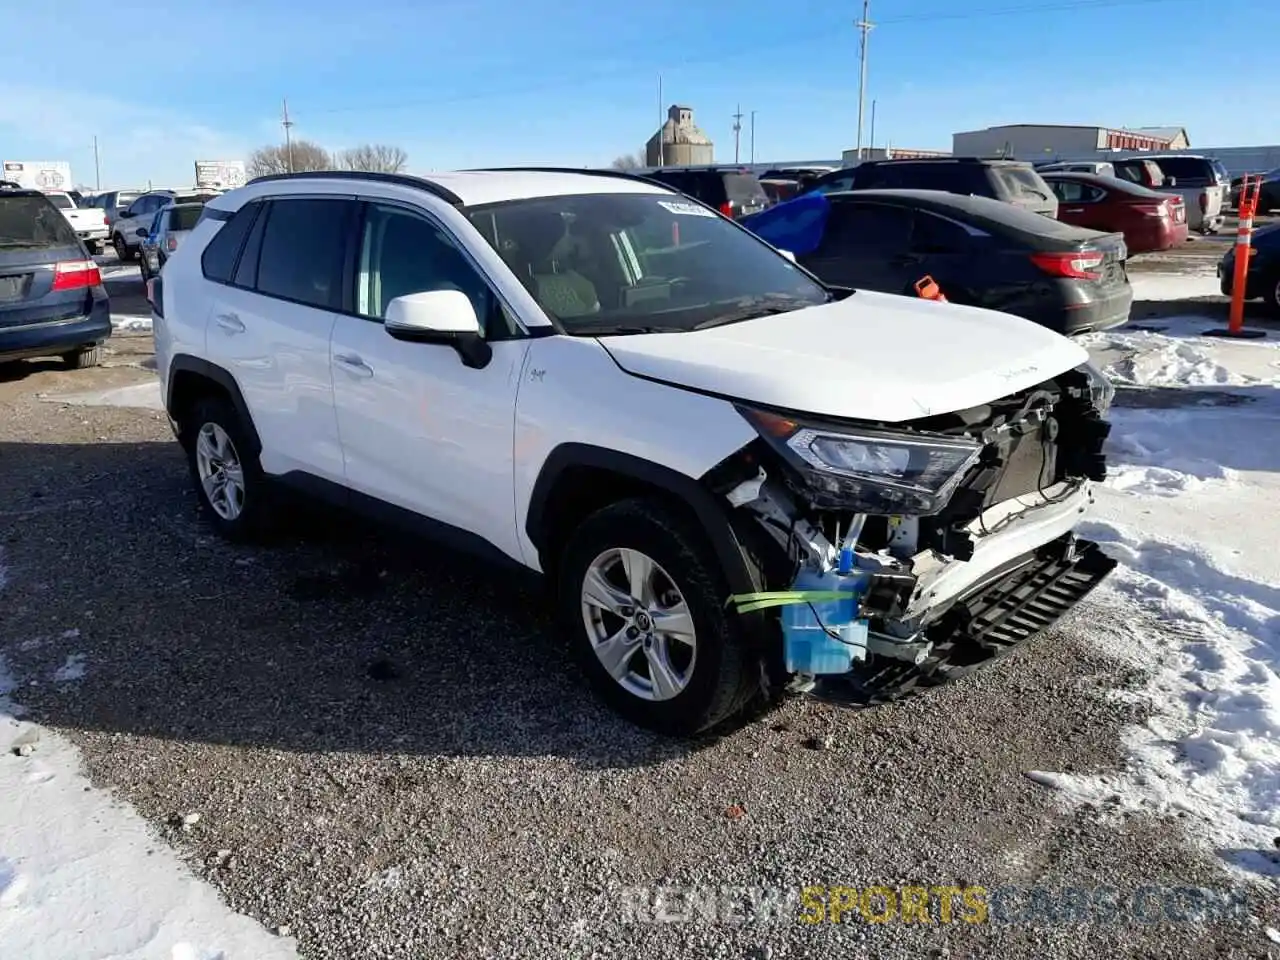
<box><xmin>2</xmin><ymin>0</ymin><xmax>1276</xmax><ymax>188</ymax></box>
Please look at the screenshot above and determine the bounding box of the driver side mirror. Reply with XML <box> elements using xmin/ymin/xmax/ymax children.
<box><xmin>135</xmin><ymin>227</ymin><xmax>149</xmax><ymax>238</ymax></box>
<box><xmin>384</xmin><ymin>290</ymin><xmax>492</xmax><ymax>369</ymax></box>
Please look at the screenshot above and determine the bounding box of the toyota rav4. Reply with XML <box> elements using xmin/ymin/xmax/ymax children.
<box><xmin>151</xmin><ymin>168</ymin><xmax>1116</xmax><ymax>735</ymax></box>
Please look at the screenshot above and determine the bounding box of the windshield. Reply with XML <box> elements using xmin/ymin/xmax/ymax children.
<box><xmin>47</xmin><ymin>194</ymin><xmax>73</xmax><ymax>209</ymax></box>
<box><xmin>116</xmin><ymin>192</ymin><xmax>142</xmax><ymax>209</ymax></box>
<box><xmin>722</xmin><ymin>172</ymin><xmax>767</xmax><ymax>203</ymax></box>
<box><xmin>1000</xmin><ymin>167</ymin><xmax>1053</xmax><ymax>201</ymax></box>
<box><xmin>465</xmin><ymin>192</ymin><xmax>829</xmax><ymax>335</ymax></box>
<box><xmin>0</xmin><ymin>196</ymin><xmax>81</xmax><ymax>247</ymax></box>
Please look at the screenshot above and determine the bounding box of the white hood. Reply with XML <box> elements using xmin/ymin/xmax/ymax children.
<box><xmin>596</xmin><ymin>290</ymin><xmax>1090</xmax><ymax>423</ymax></box>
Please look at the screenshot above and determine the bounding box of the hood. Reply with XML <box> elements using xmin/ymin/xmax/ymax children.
<box><xmin>596</xmin><ymin>291</ymin><xmax>1089</xmax><ymax>423</ymax></box>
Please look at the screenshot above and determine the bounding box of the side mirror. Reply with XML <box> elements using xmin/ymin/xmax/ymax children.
<box><xmin>384</xmin><ymin>289</ymin><xmax>492</xmax><ymax>369</ymax></box>
<box><xmin>135</xmin><ymin>227</ymin><xmax>149</xmax><ymax>238</ymax></box>
<box><xmin>1165</xmin><ymin>177</ymin><xmax>1177</xmax><ymax>187</ymax></box>
<box><xmin>778</xmin><ymin>249</ymin><xmax>797</xmax><ymax>263</ymax></box>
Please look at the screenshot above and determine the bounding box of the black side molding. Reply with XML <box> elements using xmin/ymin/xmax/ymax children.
<box><xmin>166</xmin><ymin>355</ymin><xmax>263</xmax><ymax>455</ymax></box>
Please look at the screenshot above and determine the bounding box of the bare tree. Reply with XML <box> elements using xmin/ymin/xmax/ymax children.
<box><xmin>247</xmin><ymin>140</ymin><xmax>333</xmax><ymax>177</ymax></box>
<box><xmin>336</xmin><ymin>144</ymin><xmax>409</xmax><ymax>173</ymax></box>
<box><xmin>610</xmin><ymin>151</ymin><xmax>646</xmax><ymax>170</ymax></box>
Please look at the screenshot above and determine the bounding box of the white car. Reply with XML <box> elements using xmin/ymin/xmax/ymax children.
<box><xmin>45</xmin><ymin>191</ymin><xmax>109</xmax><ymax>253</ymax></box>
<box><xmin>150</xmin><ymin>168</ymin><xmax>1117</xmax><ymax>734</ymax></box>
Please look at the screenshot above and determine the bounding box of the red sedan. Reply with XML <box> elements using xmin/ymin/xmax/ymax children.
<box><xmin>1041</xmin><ymin>171</ymin><xmax>1188</xmax><ymax>254</ymax></box>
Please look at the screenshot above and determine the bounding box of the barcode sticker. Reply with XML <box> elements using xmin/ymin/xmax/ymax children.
<box><xmin>658</xmin><ymin>200</ymin><xmax>716</xmax><ymax>218</ymax></box>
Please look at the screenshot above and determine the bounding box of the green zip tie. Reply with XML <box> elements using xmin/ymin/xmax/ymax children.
<box><xmin>726</xmin><ymin>590</ymin><xmax>852</xmax><ymax>615</ymax></box>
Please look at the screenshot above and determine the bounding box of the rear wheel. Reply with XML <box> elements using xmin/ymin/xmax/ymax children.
<box><xmin>557</xmin><ymin>497</ymin><xmax>756</xmax><ymax>736</ymax></box>
<box><xmin>182</xmin><ymin>396</ymin><xmax>271</xmax><ymax>541</ymax></box>
<box><xmin>1267</xmin><ymin>275</ymin><xmax>1280</xmax><ymax>318</ymax></box>
<box><xmin>62</xmin><ymin>346</ymin><xmax>101</xmax><ymax>369</ymax></box>
<box><xmin>112</xmin><ymin>233</ymin><xmax>134</xmax><ymax>262</ymax></box>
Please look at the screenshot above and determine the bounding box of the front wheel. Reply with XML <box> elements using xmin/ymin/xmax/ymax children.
<box><xmin>112</xmin><ymin>234</ymin><xmax>134</xmax><ymax>262</ymax></box>
<box><xmin>557</xmin><ymin>497</ymin><xmax>757</xmax><ymax>735</ymax></box>
<box><xmin>1267</xmin><ymin>276</ymin><xmax>1280</xmax><ymax>318</ymax></box>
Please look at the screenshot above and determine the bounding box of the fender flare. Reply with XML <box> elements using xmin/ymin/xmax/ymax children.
<box><xmin>525</xmin><ymin>443</ymin><xmax>759</xmax><ymax>598</ymax></box>
<box><xmin>166</xmin><ymin>354</ymin><xmax>262</xmax><ymax>455</ymax></box>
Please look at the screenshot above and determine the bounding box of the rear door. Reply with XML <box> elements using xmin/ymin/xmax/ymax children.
<box><xmin>801</xmin><ymin>200</ymin><xmax>914</xmax><ymax>292</ymax></box>
<box><xmin>0</xmin><ymin>193</ymin><xmax>94</xmax><ymax>331</ymax></box>
<box><xmin>200</xmin><ymin>196</ymin><xmax>352</xmax><ymax>483</ymax></box>
<box><xmin>1046</xmin><ymin>179</ymin><xmax>1108</xmax><ymax>230</ymax></box>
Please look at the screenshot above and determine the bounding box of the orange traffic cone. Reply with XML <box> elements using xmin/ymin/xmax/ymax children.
<box><xmin>914</xmin><ymin>275</ymin><xmax>947</xmax><ymax>302</ymax></box>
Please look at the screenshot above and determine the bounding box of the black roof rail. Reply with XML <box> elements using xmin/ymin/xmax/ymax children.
<box><xmin>466</xmin><ymin>165</ymin><xmax>670</xmax><ymax>188</ymax></box>
<box><xmin>244</xmin><ymin>170</ymin><xmax>464</xmax><ymax>206</ymax></box>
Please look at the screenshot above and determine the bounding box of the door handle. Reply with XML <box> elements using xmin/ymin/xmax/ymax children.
<box><xmin>214</xmin><ymin>313</ymin><xmax>244</xmax><ymax>334</ymax></box>
<box><xmin>1064</xmin><ymin>208</ymin><xmax>1084</xmax><ymax>213</ymax></box>
<box><xmin>333</xmin><ymin>353</ymin><xmax>373</xmax><ymax>378</ymax></box>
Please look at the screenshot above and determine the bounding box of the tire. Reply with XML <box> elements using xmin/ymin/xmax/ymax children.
<box><xmin>1267</xmin><ymin>275</ymin><xmax>1280</xmax><ymax>318</ymax></box>
<box><xmin>557</xmin><ymin>497</ymin><xmax>756</xmax><ymax>736</ymax></box>
<box><xmin>138</xmin><ymin>254</ymin><xmax>151</xmax><ymax>281</ymax></box>
<box><xmin>62</xmin><ymin>346</ymin><xmax>101</xmax><ymax>369</ymax></box>
<box><xmin>112</xmin><ymin>233</ymin><xmax>134</xmax><ymax>262</ymax></box>
<box><xmin>181</xmin><ymin>395</ymin><xmax>272</xmax><ymax>541</ymax></box>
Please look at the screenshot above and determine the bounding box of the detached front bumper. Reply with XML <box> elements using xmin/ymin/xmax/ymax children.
<box><xmin>812</xmin><ymin>531</ymin><xmax>1117</xmax><ymax>705</ymax></box>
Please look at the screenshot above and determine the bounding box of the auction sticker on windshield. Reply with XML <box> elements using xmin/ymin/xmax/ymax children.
<box><xmin>658</xmin><ymin>200</ymin><xmax>716</xmax><ymax>218</ymax></box>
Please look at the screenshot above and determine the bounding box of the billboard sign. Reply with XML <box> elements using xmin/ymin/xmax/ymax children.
<box><xmin>194</xmin><ymin>160</ymin><xmax>246</xmax><ymax>190</ymax></box>
<box><xmin>2</xmin><ymin>160</ymin><xmax>72</xmax><ymax>191</ymax></box>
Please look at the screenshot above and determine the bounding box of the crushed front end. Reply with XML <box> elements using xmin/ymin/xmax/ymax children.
<box><xmin>704</xmin><ymin>361</ymin><xmax>1119</xmax><ymax>705</ymax></box>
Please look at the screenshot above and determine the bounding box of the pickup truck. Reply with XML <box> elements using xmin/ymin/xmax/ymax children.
<box><xmin>45</xmin><ymin>191</ymin><xmax>109</xmax><ymax>253</ymax></box>
<box><xmin>1139</xmin><ymin>155</ymin><xmax>1229</xmax><ymax>236</ymax></box>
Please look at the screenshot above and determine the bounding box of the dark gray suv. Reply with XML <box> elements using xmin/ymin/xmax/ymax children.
<box><xmin>808</xmin><ymin>158</ymin><xmax>1060</xmax><ymax>218</ymax></box>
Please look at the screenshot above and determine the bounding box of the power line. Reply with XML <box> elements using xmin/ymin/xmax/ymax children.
<box><xmin>295</xmin><ymin>0</ymin><xmax>1202</xmax><ymax>119</ymax></box>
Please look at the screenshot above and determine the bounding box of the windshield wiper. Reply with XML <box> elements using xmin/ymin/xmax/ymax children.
<box><xmin>572</xmin><ymin>324</ymin><xmax>672</xmax><ymax>336</ymax></box>
<box><xmin>690</xmin><ymin>295</ymin><xmax>820</xmax><ymax>331</ymax></box>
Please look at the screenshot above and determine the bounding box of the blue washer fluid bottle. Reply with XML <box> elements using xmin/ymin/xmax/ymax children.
<box><xmin>781</xmin><ymin>548</ymin><xmax>871</xmax><ymax>674</ymax></box>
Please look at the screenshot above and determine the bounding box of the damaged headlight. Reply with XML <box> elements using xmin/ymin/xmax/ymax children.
<box><xmin>738</xmin><ymin>407</ymin><xmax>983</xmax><ymax>515</ymax></box>
<box><xmin>1077</xmin><ymin>359</ymin><xmax>1115</xmax><ymax>418</ymax></box>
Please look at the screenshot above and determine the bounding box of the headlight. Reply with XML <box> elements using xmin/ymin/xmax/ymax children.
<box><xmin>1077</xmin><ymin>359</ymin><xmax>1114</xmax><ymax>418</ymax></box>
<box><xmin>738</xmin><ymin>406</ymin><xmax>983</xmax><ymax>515</ymax></box>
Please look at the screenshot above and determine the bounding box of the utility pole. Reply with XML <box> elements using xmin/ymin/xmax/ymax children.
<box><xmin>854</xmin><ymin>0</ymin><xmax>874</xmax><ymax>161</ymax></box>
<box><xmin>869</xmin><ymin>99</ymin><xmax>877</xmax><ymax>157</ymax></box>
<box><xmin>282</xmin><ymin>98</ymin><xmax>295</xmax><ymax>173</ymax></box>
<box><xmin>657</xmin><ymin>75</ymin><xmax>664</xmax><ymax>166</ymax></box>
<box><xmin>92</xmin><ymin>135</ymin><xmax>101</xmax><ymax>190</ymax></box>
<box><xmin>732</xmin><ymin>104</ymin><xmax>743</xmax><ymax>163</ymax></box>
<box><xmin>750</xmin><ymin>110</ymin><xmax>757</xmax><ymax>164</ymax></box>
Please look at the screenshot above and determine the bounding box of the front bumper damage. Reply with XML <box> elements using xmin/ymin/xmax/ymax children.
<box><xmin>711</xmin><ymin>364</ymin><xmax>1117</xmax><ymax>704</ymax></box>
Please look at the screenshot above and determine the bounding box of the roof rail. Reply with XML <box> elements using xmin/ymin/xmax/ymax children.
<box><xmin>466</xmin><ymin>165</ymin><xmax>671</xmax><ymax>190</ymax></box>
<box><xmin>244</xmin><ymin>170</ymin><xmax>464</xmax><ymax>205</ymax></box>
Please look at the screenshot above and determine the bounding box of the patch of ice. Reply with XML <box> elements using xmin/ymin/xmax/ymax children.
<box><xmin>40</xmin><ymin>381</ymin><xmax>163</xmax><ymax>411</ymax></box>
<box><xmin>52</xmin><ymin>655</ymin><xmax>86</xmax><ymax>683</ymax></box>
<box><xmin>111</xmin><ymin>315</ymin><xmax>153</xmax><ymax>333</ymax></box>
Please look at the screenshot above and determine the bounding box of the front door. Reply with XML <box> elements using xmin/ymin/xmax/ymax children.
<box><xmin>329</xmin><ymin>200</ymin><xmax>530</xmax><ymax>562</ymax></box>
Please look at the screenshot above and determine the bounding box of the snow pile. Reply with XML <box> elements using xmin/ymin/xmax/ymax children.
<box><xmin>0</xmin><ymin>548</ymin><xmax>299</xmax><ymax>960</ymax></box>
<box><xmin>1129</xmin><ymin>271</ymin><xmax>1223</xmax><ymax>303</ymax></box>
<box><xmin>111</xmin><ymin>315</ymin><xmax>153</xmax><ymax>333</ymax></box>
<box><xmin>1035</xmin><ymin>312</ymin><xmax>1280</xmax><ymax>877</ymax></box>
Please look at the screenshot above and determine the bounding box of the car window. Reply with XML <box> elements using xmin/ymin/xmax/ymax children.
<box><xmin>232</xmin><ymin>204</ymin><xmax>268</xmax><ymax>288</ymax></box>
<box><xmin>254</xmin><ymin>198</ymin><xmax>352</xmax><ymax>310</ymax></box>
<box><xmin>0</xmin><ymin>195</ymin><xmax>81</xmax><ymax>247</ymax></box>
<box><xmin>812</xmin><ymin>171</ymin><xmax>859</xmax><ymax>195</ymax></box>
<box><xmin>466</xmin><ymin>192</ymin><xmax>828</xmax><ymax>334</ymax></box>
<box><xmin>996</xmin><ymin>168</ymin><xmax>1053</xmax><ymax>201</ymax></box>
<box><xmin>201</xmin><ymin>201</ymin><xmax>261</xmax><ymax>283</ymax></box>
<box><xmin>150</xmin><ymin>211</ymin><xmax>165</xmax><ymax>234</ymax></box>
<box><xmin>820</xmin><ymin>201</ymin><xmax>913</xmax><ymax>255</ymax></box>
<box><xmin>357</xmin><ymin>203</ymin><xmax>513</xmax><ymax>338</ymax></box>
<box><xmin>722</xmin><ymin>172</ymin><xmax>767</xmax><ymax>203</ymax></box>
<box><xmin>910</xmin><ymin>213</ymin><xmax>972</xmax><ymax>253</ymax></box>
<box><xmin>116</xmin><ymin>192</ymin><xmax>142</xmax><ymax>210</ymax></box>
<box><xmin>1047</xmin><ymin>180</ymin><xmax>1104</xmax><ymax>203</ymax></box>
<box><xmin>169</xmin><ymin>205</ymin><xmax>204</xmax><ymax>231</ymax></box>
<box><xmin>1148</xmin><ymin>157</ymin><xmax>1212</xmax><ymax>185</ymax></box>
<box><xmin>47</xmin><ymin>194</ymin><xmax>73</xmax><ymax>210</ymax></box>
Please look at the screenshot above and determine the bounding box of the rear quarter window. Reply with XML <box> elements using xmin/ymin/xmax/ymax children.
<box><xmin>0</xmin><ymin>195</ymin><xmax>81</xmax><ymax>247</ymax></box>
<box><xmin>200</xmin><ymin>202</ymin><xmax>261</xmax><ymax>283</ymax></box>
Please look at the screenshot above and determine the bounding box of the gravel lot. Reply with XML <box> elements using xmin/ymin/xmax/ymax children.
<box><xmin>1</xmin><ymin>261</ymin><xmax>1276</xmax><ymax>959</ymax></box>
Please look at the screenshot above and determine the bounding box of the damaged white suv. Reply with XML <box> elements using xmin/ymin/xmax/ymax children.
<box><xmin>151</xmin><ymin>168</ymin><xmax>1117</xmax><ymax>735</ymax></box>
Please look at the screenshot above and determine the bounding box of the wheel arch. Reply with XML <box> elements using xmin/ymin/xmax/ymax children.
<box><xmin>166</xmin><ymin>355</ymin><xmax>262</xmax><ymax>455</ymax></box>
<box><xmin>524</xmin><ymin>443</ymin><xmax>759</xmax><ymax>599</ymax></box>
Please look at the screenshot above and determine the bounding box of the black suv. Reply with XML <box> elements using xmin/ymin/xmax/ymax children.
<box><xmin>641</xmin><ymin>166</ymin><xmax>771</xmax><ymax>219</ymax></box>
<box><xmin>0</xmin><ymin>185</ymin><xmax>111</xmax><ymax>369</ymax></box>
<box><xmin>807</xmin><ymin>158</ymin><xmax>1059</xmax><ymax>218</ymax></box>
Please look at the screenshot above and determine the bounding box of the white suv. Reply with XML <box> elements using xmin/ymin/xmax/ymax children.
<box><xmin>150</xmin><ymin>169</ymin><xmax>1117</xmax><ymax>735</ymax></box>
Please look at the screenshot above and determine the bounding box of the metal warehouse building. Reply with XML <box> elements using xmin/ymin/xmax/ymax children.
<box><xmin>952</xmin><ymin>124</ymin><xmax>1188</xmax><ymax>161</ymax></box>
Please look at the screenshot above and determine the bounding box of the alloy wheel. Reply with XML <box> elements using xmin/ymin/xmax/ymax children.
<box><xmin>194</xmin><ymin>422</ymin><xmax>246</xmax><ymax>520</ymax></box>
<box><xmin>580</xmin><ymin>547</ymin><xmax>697</xmax><ymax>702</ymax></box>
